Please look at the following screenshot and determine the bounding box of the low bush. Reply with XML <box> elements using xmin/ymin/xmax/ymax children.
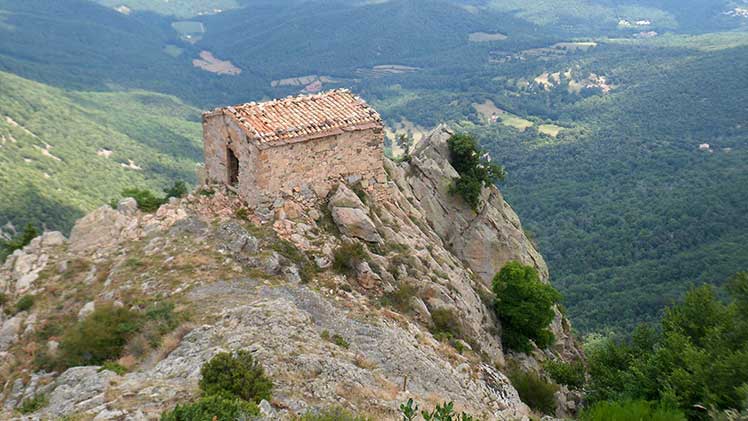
<box><xmin>121</xmin><ymin>187</ymin><xmax>165</xmax><ymax>212</ymax></box>
<box><xmin>492</xmin><ymin>261</ymin><xmax>561</xmax><ymax>352</ymax></box>
<box><xmin>57</xmin><ymin>304</ymin><xmax>143</xmax><ymax>368</ymax></box>
<box><xmin>430</xmin><ymin>307</ymin><xmax>463</xmax><ymax>340</ymax></box>
<box><xmin>332</xmin><ymin>242</ymin><xmax>367</xmax><ymax>275</ymax></box>
<box><xmin>160</xmin><ymin>394</ymin><xmax>259</xmax><ymax>421</ymax></box>
<box><xmin>580</xmin><ymin>400</ymin><xmax>686</xmax><ymax>421</ymax></box>
<box><xmin>380</xmin><ymin>283</ymin><xmax>418</xmax><ymax>313</ymax></box>
<box><xmin>399</xmin><ymin>399</ymin><xmax>476</xmax><ymax>421</ymax></box>
<box><xmin>298</xmin><ymin>406</ymin><xmax>369</xmax><ymax>421</ymax></box>
<box><xmin>544</xmin><ymin>360</ymin><xmax>586</xmax><ymax>390</ymax></box>
<box><xmin>199</xmin><ymin>351</ymin><xmax>273</xmax><ymax>404</ymax></box>
<box><xmin>508</xmin><ymin>368</ymin><xmax>558</xmax><ymax>415</ymax></box>
<box><xmin>163</xmin><ymin>181</ymin><xmax>189</xmax><ymax>199</ymax></box>
<box><xmin>99</xmin><ymin>361</ymin><xmax>128</xmax><ymax>375</ymax></box>
<box><xmin>18</xmin><ymin>393</ymin><xmax>48</xmax><ymax>414</ymax></box>
<box><xmin>14</xmin><ymin>294</ymin><xmax>35</xmax><ymax>313</ymax></box>
<box><xmin>321</xmin><ymin>330</ymin><xmax>350</xmax><ymax>349</ymax></box>
<box><xmin>271</xmin><ymin>238</ymin><xmax>317</xmax><ymax>283</ymax></box>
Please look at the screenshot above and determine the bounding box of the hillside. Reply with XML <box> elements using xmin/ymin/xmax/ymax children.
<box><xmin>467</xmin><ymin>41</ymin><xmax>748</xmax><ymax>332</ymax></box>
<box><xmin>0</xmin><ymin>128</ymin><xmax>582</xmax><ymax>420</ymax></box>
<box><xmin>0</xmin><ymin>71</ymin><xmax>202</xmax><ymax>233</ymax></box>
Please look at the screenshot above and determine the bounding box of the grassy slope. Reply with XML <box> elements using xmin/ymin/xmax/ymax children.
<box><xmin>0</xmin><ymin>71</ymin><xmax>201</xmax><ymax>233</ymax></box>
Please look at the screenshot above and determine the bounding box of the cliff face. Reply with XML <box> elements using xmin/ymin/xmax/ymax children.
<box><xmin>0</xmin><ymin>127</ymin><xmax>581</xmax><ymax>420</ymax></box>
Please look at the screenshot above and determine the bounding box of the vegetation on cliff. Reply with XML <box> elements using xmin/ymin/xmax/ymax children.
<box><xmin>492</xmin><ymin>261</ymin><xmax>561</xmax><ymax>352</ymax></box>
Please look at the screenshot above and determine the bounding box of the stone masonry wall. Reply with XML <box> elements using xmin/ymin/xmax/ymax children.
<box><xmin>255</xmin><ymin>127</ymin><xmax>386</xmax><ymax>200</ymax></box>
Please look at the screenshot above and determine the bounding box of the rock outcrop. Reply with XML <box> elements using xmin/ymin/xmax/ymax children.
<box><xmin>0</xmin><ymin>126</ymin><xmax>581</xmax><ymax>420</ymax></box>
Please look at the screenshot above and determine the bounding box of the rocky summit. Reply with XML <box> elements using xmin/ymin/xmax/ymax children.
<box><xmin>0</xmin><ymin>126</ymin><xmax>581</xmax><ymax>420</ymax></box>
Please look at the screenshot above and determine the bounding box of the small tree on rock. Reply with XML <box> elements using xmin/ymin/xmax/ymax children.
<box><xmin>492</xmin><ymin>261</ymin><xmax>561</xmax><ymax>352</ymax></box>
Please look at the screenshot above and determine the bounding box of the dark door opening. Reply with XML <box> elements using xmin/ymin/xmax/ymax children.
<box><xmin>227</xmin><ymin>147</ymin><xmax>239</xmax><ymax>186</ymax></box>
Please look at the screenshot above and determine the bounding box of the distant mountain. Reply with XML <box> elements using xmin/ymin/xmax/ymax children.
<box><xmin>0</xmin><ymin>71</ymin><xmax>201</xmax><ymax>233</ymax></box>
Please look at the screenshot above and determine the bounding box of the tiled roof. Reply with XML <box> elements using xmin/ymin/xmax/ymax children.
<box><xmin>215</xmin><ymin>89</ymin><xmax>381</xmax><ymax>144</ymax></box>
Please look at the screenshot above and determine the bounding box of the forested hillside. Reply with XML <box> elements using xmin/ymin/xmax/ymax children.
<box><xmin>0</xmin><ymin>71</ymin><xmax>201</xmax><ymax>233</ymax></box>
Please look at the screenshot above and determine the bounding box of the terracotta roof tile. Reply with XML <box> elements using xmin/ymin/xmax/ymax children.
<box><xmin>214</xmin><ymin>89</ymin><xmax>381</xmax><ymax>144</ymax></box>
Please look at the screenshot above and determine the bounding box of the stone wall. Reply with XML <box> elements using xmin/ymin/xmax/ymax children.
<box><xmin>256</xmin><ymin>127</ymin><xmax>385</xmax><ymax>200</ymax></box>
<box><xmin>203</xmin><ymin>112</ymin><xmax>386</xmax><ymax>208</ymax></box>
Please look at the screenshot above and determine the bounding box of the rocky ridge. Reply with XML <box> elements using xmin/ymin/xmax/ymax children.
<box><xmin>0</xmin><ymin>126</ymin><xmax>581</xmax><ymax>420</ymax></box>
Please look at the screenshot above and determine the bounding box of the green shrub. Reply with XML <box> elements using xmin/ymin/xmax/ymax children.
<box><xmin>0</xmin><ymin>292</ymin><xmax>7</xmax><ymax>306</ymax></box>
<box><xmin>18</xmin><ymin>393</ymin><xmax>48</xmax><ymax>414</ymax></box>
<box><xmin>297</xmin><ymin>406</ymin><xmax>369</xmax><ymax>421</ymax></box>
<box><xmin>580</xmin><ymin>400</ymin><xmax>686</xmax><ymax>421</ymax></box>
<box><xmin>399</xmin><ymin>399</ymin><xmax>476</xmax><ymax>421</ymax></box>
<box><xmin>508</xmin><ymin>368</ymin><xmax>558</xmax><ymax>415</ymax></box>
<box><xmin>100</xmin><ymin>361</ymin><xmax>128</xmax><ymax>375</ymax></box>
<box><xmin>199</xmin><ymin>351</ymin><xmax>273</xmax><ymax>404</ymax></box>
<box><xmin>430</xmin><ymin>307</ymin><xmax>463</xmax><ymax>340</ymax></box>
<box><xmin>544</xmin><ymin>360</ymin><xmax>586</xmax><ymax>390</ymax></box>
<box><xmin>1</xmin><ymin>223</ymin><xmax>39</xmax><ymax>262</ymax></box>
<box><xmin>493</xmin><ymin>261</ymin><xmax>561</xmax><ymax>352</ymax></box>
<box><xmin>271</xmin><ymin>238</ymin><xmax>317</xmax><ymax>283</ymax></box>
<box><xmin>58</xmin><ymin>304</ymin><xmax>143</xmax><ymax>368</ymax></box>
<box><xmin>164</xmin><ymin>181</ymin><xmax>189</xmax><ymax>199</ymax></box>
<box><xmin>14</xmin><ymin>294</ymin><xmax>35</xmax><ymax>313</ymax></box>
<box><xmin>160</xmin><ymin>394</ymin><xmax>259</xmax><ymax>421</ymax></box>
<box><xmin>321</xmin><ymin>330</ymin><xmax>350</xmax><ymax>349</ymax></box>
<box><xmin>332</xmin><ymin>243</ymin><xmax>367</xmax><ymax>275</ymax></box>
<box><xmin>380</xmin><ymin>283</ymin><xmax>418</xmax><ymax>313</ymax></box>
<box><xmin>447</xmin><ymin>133</ymin><xmax>505</xmax><ymax>210</ymax></box>
<box><xmin>121</xmin><ymin>187</ymin><xmax>165</xmax><ymax>212</ymax></box>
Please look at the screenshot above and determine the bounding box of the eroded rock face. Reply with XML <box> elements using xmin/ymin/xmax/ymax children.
<box><xmin>394</xmin><ymin>125</ymin><xmax>549</xmax><ymax>284</ymax></box>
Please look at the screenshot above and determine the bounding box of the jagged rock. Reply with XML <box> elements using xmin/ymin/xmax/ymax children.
<box><xmin>328</xmin><ymin>184</ymin><xmax>366</xmax><ymax>210</ymax></box>
<box><xmin>93</xmin><ymin>408</ymin><xmax>127</xmax><ymax>420</ymax></box>
<box><xmin>40</xmin><ymin>231</ymin><xmax>66</xmax><ymax>247</ymax></box>
<box><xmin>218</xmin><ymin>221</ymin><xmax>259</xmax><ymax>255</ymax></box>
<box><xmin>331</xmin><ymin>208</ymin><xmax>381</xmax><ymax>243</ymax></box>
<box><xmin>41</xmin><ymin>367</ymin><xmax>116</xmax><ymax>418</ymax></box>
<box><xmin>117</xmin><ymin>197</ymin><xmax>139</xmax><ymax>217</ymax></box>
<box><xmin>315</xmin><ymin>255</ymin><xmax>331</xmax><ymax>270</ymax></box>
<box><xmin>0</xmin><ymin>316</ymin><xmax>22</xmax><ymax>352</ymax></box>
<box><xmin>69</xmin><ymin>206</ymin><xmax>134</xmax><ymax>253</ymax></box>
<box><xmin>259</xmin><ymin>399</ymin><xmax>276</xmax><ymax>418</ymax></box>
<box><xmin>356</xmin><ymin>261</ymin><xmax>381</xmax><ymax>289</ymax></box>
<box><xmin>78</xmin><ymin>301</ymin><xmax>96</xmax><ymax>320</ymax></box>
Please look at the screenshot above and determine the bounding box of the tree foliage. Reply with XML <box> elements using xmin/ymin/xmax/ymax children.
<box><xmin>447</xmin><ymin>133</ymin><xmax>505</xmax><ymax>211</ymax></box>
<box><xmin>586</xmin><ymin>274</ymin><xmax>748</xmax><ymax>418</ymax></box>
<box><xmin>492</xmin><ymin>261</ymin><xmax>561</xmax><ymax>352</ymax></box>
<box><xmin>0</xmin><ymin>223</ymin><xmax>39</xmax><ymax>262</ymax></box>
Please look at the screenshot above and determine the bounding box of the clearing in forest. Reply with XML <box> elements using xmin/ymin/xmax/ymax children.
<box><xmin>192</xmin><ymin>51</ymin><xmax>241</xmax><ymax>75</ymax></box>
<box><xmin>469</xmin><ymin>32</ymin><xmax>508</xmax><ymax>42</ymax></box>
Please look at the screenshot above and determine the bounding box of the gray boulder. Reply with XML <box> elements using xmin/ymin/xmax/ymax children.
<box><xmin>331</xmin><ymin>207</ymin><xmax>381</xmax><ymax>243</ymax></box>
